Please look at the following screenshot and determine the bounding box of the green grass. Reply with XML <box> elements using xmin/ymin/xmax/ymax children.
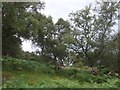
<box><xmin>2</xmin><ymin>70</ymin><xmax>81</xmax><ymax>88</ymax></box>
<box><xmin>2</xmin><ymin>56</ymin><xmax>120</xmax><ymax>88</ymax></box>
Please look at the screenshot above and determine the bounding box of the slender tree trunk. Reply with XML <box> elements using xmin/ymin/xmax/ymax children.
<box><xmin>118</xmin><ymin>48</ymin><xmax>120</xmax><ymax>76</ymax></box>
<box><xmin>91</xmin><ymin>66</ymin><xmax>99</xmax><ymax>76</ymax></box>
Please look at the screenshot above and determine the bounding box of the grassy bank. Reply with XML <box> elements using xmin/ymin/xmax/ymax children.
<box><xmin>2</xmin><ymin>57</ymin><xmax>120</xmax><ymax>88</ymax></box>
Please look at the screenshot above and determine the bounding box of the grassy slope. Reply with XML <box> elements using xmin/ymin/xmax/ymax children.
<box><xmin>2</xmin><ymin>57</ymin><xmax>120</xmax><ymax>88</ymax></box>
<box><xmin>3</xmin><ymin>70</ymin><xmax>82</xmax><ymax>88</ymax></box>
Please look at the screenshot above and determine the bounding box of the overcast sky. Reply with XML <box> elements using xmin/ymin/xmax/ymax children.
<box><xmin>22</xmin><ymin>0</ymin><xmax>95</xmax><ymax>52</ymax></box>
<box><xmin>41</xmin><ymin>0</ymin><xmax>95</xmax><ymax>23</ymax></box>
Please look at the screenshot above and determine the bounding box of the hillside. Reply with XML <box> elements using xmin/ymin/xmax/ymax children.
<box><xmin>2</xmin><ymin>57</ymin><xmax>119</xmax><ymax>88</ymax></box>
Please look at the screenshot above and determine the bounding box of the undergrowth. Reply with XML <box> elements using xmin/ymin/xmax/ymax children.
<box><xmin>2</xmin><ymin>56</ymin><xmax>120</xmax><ymax>88</ymax></box>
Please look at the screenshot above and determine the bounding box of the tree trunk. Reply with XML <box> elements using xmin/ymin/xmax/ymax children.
<box><xmin>91</xmin><ymin>66</ymin><xmax>99</xmax><ymax>76</ymax></box>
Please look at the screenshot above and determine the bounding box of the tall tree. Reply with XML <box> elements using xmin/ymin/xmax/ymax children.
<box><xmin>69</xmin><ymin>5</ymin><xmax>99</xmax><ymax>67</ymax></box>
<box><xmin>69</xmin><ymin>1</ymin><xmax>118</xmax><ymax>74</ymax></box>
<box><xmin>94</xmin><ymin>1</ymin><xmax>118</xmax><ymax>62</ymax></box>
<box><xmin>2</xmin><ymin>2</ymin><xmax>44</xmax><ymax>57</ymax></box>
<box><xmin>54</xmin><ymin>18</ymin><xmax>72</xmax><ymax>67</ymax></box>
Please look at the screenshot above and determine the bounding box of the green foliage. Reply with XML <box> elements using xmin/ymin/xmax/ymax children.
<box><xmin>2</xmin><ymin>1</ymin><xmax>120</xmax><ymax>88</ymax></box>
<box><xmin>3</xmin><ymin>77</ymin><xmax>27</xmax><ymax>88</ymax></box>
<box><xmin>100</xmin><ymin>67</ymin><xmax>110</xmax><ymax>75</ymax></box>
<box><xmin>2</xmin><ymin>56</ymin><xmax>55</xmax><ymax>74</ymax></box>
<box><xmin>56</xmin><ymin>68</ymin><xmax>78</xmax><ymax>77</ymax></box>
<box><xmin>69</xmin><ymin>1</ymin><xmax>119</xmax><ymax>72</ymax></box>
<box><xmin>2</xmin><ymin>2</ymin><xmax>45</xmax><ymax>57</ymax></box>
<box><xmin>2</xmin><ymin>1</ymin><xmax>119</xmax><ymax>73</ymax></box>
<box><xmin>2</xmin><ymin>57</ymin><xmax>120</xmax><ymax>88</ymax></box>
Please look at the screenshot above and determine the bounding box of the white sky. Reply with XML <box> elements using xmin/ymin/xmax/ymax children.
<box><xmin>41</xmin><ymin>0</ymin><xmax>95</xmax><ymax>23</ymax></box>
<box><xmin>22</xmin><ymin>0</ymin><xmax>95</xmax><ymax>52</ymax></box>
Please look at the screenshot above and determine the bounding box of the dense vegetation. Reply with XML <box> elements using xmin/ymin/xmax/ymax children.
<box><xmin>2</xmin><ymin>57</ymin><xmax>120</xmax><ymax>88</ymax></box>
<box><xmin>2</xmin><ymin>0</ymin><xmax>120</xmax><ymax>89</ymax></box>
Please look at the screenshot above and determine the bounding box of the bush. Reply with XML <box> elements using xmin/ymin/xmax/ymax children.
<box><xmin>91</xmin><ymin>76</ymin><xmax>107</xmax><ymax>83</ymax></box>
<box><xmin>100</xmin><ymin>67</ymin><xmax>110</xmax><ymax>74</ymax></box>
<box><xmin>55</xmin><ymin>68</ymin><xmax>80</xmax><ymax>77</ymax></box>
<box><xmin>75</xmin><ymin>72</ymin><xmax>94</xmax><ymax>83</ymax></box>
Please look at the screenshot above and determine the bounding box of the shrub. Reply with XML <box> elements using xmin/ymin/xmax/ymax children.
<box><xmin>55</xmin><ymin>68</ymin><xmax>80</xmax><ymax>77</ymax></box>
<box><xmin>75</xmin><ymin>72</ymin><xmax>94</xmax><ymax>83</ymax></box>
<box><xmin>91</xmin><ymin>76</ymin><xmax>107</xmax><ymax>83</ymax></box>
